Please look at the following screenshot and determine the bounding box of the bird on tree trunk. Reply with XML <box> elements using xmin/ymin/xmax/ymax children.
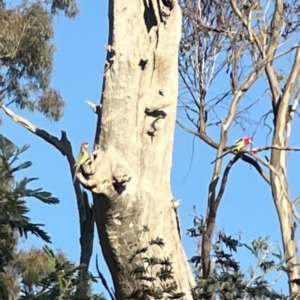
<box><xmin>211</xmin><ymin>137</ymin><xmax>253</xmax><ymax>164</ymax></box>
<box><xmin>73</xmin><ymin>142</ymin><xmax>89</xmax><ymax>182</ymax></box>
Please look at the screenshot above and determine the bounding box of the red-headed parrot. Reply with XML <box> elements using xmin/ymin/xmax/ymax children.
<box><xmin>73</xmin><ymin>142</ymin><xmax>89</xmax><ymax>182</ymax></box>
<box><xmin>211</xmin><ymin>137</ymin><xmax>253</xmax><ymax>164</ymax></box>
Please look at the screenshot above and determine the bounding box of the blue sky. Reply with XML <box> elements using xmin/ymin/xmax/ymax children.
<box><xmin>2</xmin><ymin>0</ymin><xmax>299</xmax><ymax>297</ymax></box>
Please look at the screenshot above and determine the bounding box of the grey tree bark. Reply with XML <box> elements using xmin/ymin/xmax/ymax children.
<box><xmin>269</xmin><ymin>47</ymin><xmax>300</xmax><ymax>296</ymax></box>
<box><xmin>80</xmin><ymin>0</ymin><xmax>195</xmax><ymax>299</ymax></box>
<box><xmin>177</xmin><ymin>0</ymin><xmax>300</xmax><ymax>298</ymax></box>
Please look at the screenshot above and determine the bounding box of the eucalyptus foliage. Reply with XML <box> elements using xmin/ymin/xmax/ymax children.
<box><xmin>0</xmin><ymin>135</ymin><xmax>106</xmax><ymax>299</ymax></box>
<box><xmin>0</xmin><ymin>134</ymin><xmax>58</xmax><ymax>298</ymax></box>
<box><xmin>188</xmin><ymin>215</ymin><xmax>291</xmax><ymax>300</ymax></box>
<box><xmin>0</xmin><ymin>0</ymin><xmax>78</xmax><ymax>121</ymax></box>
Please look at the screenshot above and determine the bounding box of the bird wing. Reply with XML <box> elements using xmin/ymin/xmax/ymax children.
<box><xmin>233</xmin><ymin>138</ymin><xmax>243</xmax><ymax>146</ymax></box>
<box><xmin>231</xmin><ymin>138</ymin><xmax>244</xmax><ymax>152</ymax></box>
<box><xmin>73</xmin><ymin>150</ymin><xmax>90</xmax><ymax>183</ymax></box>
<box><xmin>79</xmin><ymin>151</ymin><xmax>89</xmax><ymax>165</ymax></box>
<box><xmin>73</xmin><ymin>149</ymin><xmax>84</xmax><ymax>182</ymax></box>
<box><xmin>74</xmin><ymin>149</ymin><xmax>84</xmax><ymax>168</ymax></box>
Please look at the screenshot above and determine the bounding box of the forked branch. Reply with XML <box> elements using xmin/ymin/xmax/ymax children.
<box><xmin>1</xmin><ymin>104</ymin><xmax>94</xmax><ymax>295</ymax></box>
<box><xmin>176</xmin><ymin>121</ymin><xmax>270</xmax><ymax>184</ymax></box>
<box><xmin>202</xmin><ymin>153</ymin><xmax>243</xmax><ymax>294</ymax></box>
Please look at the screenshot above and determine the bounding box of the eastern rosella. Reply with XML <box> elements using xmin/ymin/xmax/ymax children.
<box><xmin>210</xmin><ymin>137</ymin><xmax>253</xmax><ymax>164</ymax></box>
<box><xmin>73</xmin><ymin>142</ymin><xmax>89</xmax><ymax>182</ymax></box>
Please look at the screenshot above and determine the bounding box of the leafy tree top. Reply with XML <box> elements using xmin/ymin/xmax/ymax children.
<box><xmin>0</xmin><ymin>0</ymin><xmax>79</xmax><ymax>121</ymax></box>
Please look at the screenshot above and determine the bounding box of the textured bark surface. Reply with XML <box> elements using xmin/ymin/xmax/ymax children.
<box><xmin>270</xmin><ymin>68</ymin><xmax>300</xmax><ymax>296</ymax></box>
<box><xmin>269</xmin><ymin>159</ymin><xmax>299</xmax><ymax>296</ymax></box>
<box><xmin>269</xmin><ymin>46</ymin><xmax>300</xmax><ymax>296</ymax></box>
<box><xmin>82</xmin><ymin>0</ymin><xmax>195</xmax><ymax>299</ymax></box>
<box><xmin>177</xmin><ymin>0</ymin><xmax>300</xmax><ymax>298</ymax></box>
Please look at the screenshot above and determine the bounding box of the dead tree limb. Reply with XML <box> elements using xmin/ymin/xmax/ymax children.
<box><xmin>1</xmin><ymin>104</ymin><xmax>94</xmax><ymax>297</ymax></box>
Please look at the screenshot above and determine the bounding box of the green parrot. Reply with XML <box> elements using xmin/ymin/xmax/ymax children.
<box><xmin>73</xmin><ymin>142</ymin><xmax>89</xmax><ymax>182</ymax></box>
<box><xmin>211</xmin><ymin>137</ymin><xmax>253</xmax><ymax>164</ymax></box>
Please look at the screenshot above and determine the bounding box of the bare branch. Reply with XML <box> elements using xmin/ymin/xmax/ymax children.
<box><xmin>212</xmin><ymin>62</ymin><xmax>266</xmax><ymax>183</ymax></box>
<box><xmin>250</xmin><ymin>146</ymin><xmax>300</xmax><ymax>153</ymax></box>
<box><xmin>1</xmin><ymin>104</ymin><xmax>65</xmax><ymax>151</ymax></box>
<box><xmin>266</xmin><ymin>0</ymin><xmax>283</xmax><ymax>57</ymax></box>
<box><xmin>278</xmin><ymin>47</ymin><xmax>300</xmax><ymax>127</ymax></box>
<box><xmin>86</xmin><ymin>100</ymin><xmax>102</xmax><ymax>115</ymax></box>
<box><xmin>179</xmin><ymin>0</ymin><xmax>300</xmax><ymax>296</ymax></box>
<box><xmin>96</xmin><ymin>254</ymin><xmax>116</xmax><ymax>300</ymax></box>
<box><xmin>230</xmin><ymin>0</ymin><xmax>263</xmax><ymax>54</ymax></box>
<box><xmin>202</xmin><ymin>153</ymin><xmax>243</xmax><ymax>287</ymax></box>
<box><xmin>274</xmin><ymin>44</ymin><xmax>300</xmax><ymax>61</ymax></box>
<box><xmin>241</xmin><ymin>154</ymin><xmax>270</xmax><ymax>185</ymax></box>
<box><xmin>294</xmin><ymin>196</ymin><xmax>300</xmax><ymax>206</ymax></box>
<box><xmin>231</xmin><ymin>0</ymin><xmax>282</xmax><ymax>108</ymax></box>
<box><xmin>246</xmin><ymin>152</ymin><xmax>290</xmax><ymax>205</ymax></box>
<box><xmin>176</xmin><ymin>120</ymin><xmax>271</xmax><ymax>184</ymax></box>
<box><xmin>247</xmin><ymin>151</ymin><xmax>279</xmax><ymax>174</ymax></box>
<box><xmin>1</xmin><ymin>104</ymin><xmax>94</xmax><ymax>292</ymax></box>
<box><xmin>1</xmin><ymin>104</ymin><xmax>94</xmax><ymax>185</ymax></box>
<box><xmin>214</xmin><ymin>153</ymin><xmax>242</xmax><ymax>209</ymax></box>
<box><xmin>286</xmin><ymin>94</ymin><xmax>300</xmax><ymax>141</ymax></box>
<box><xmin>291</xmin><ymin>204</ymin><xmax>300</xmax><ymax>226</ymax></box>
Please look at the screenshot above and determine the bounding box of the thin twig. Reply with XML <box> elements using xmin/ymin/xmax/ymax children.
<box><xmin>247</xmin><ymin>151</ymin><xmax>291</xmax><ymax>202</ymax></box>
<box><xmin>250</xmin><ymin>146</ymin><xmax>300</xmax><ymax>153</ymax></box>
<box><xmin>293</xmin><ymin>196</ymin><xmax>300</xmax><ymax>206</ymax></box>
<box><xmin>292</xmin><ymin>196</ymin><xmax>300</xmax><ymax>225</ymax></box>
<box><xmin>96</xmin><ymin>254</ymin><xmax>116</xmax><ymax>300</ymax></box>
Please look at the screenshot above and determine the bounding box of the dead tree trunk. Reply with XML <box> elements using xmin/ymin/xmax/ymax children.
<box><xmin>80</xmin><ymin>1</ymin><xmax>195</xmax><ymax>299</ymax></box>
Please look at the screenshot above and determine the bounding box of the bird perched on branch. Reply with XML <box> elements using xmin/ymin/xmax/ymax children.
<box><xmin>211</xmin><ymin>137</ymin><xmax>253</xmax><ymax>164</ymax></box>
<box><xmin>73</xmin><ymin>142</ymin><xmax>89</xmax><ymax>182</ymax></box>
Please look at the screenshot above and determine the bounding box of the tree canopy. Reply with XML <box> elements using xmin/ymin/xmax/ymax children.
<box><xmin>0</xmin><ymin>0</ymin><xmax>78</xmax><ymax>121</ymax></box>
<box><xmin>2</xmin><ymin>0</ymin><xmax>300</xmax><ymax>299</ymax></box>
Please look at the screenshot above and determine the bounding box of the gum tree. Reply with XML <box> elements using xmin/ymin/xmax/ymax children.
<box><xmin>2</xmin><ymin>0</ymin><xmax>196</xmax><ymax>299</ymax></box>
<box><xmin>79</xmin><ymin>1</ymin><xmax>196</xmax><ymax>298</ymax></box>
<box><xmin>178</xmin><ymin>0</ymin><xmax>300</xmax><ymax>298</ymax></box>
<box><xmin>5</xmin><ymin>0</ymin><xmax>300</xmax><ymax>299</ymax></box>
